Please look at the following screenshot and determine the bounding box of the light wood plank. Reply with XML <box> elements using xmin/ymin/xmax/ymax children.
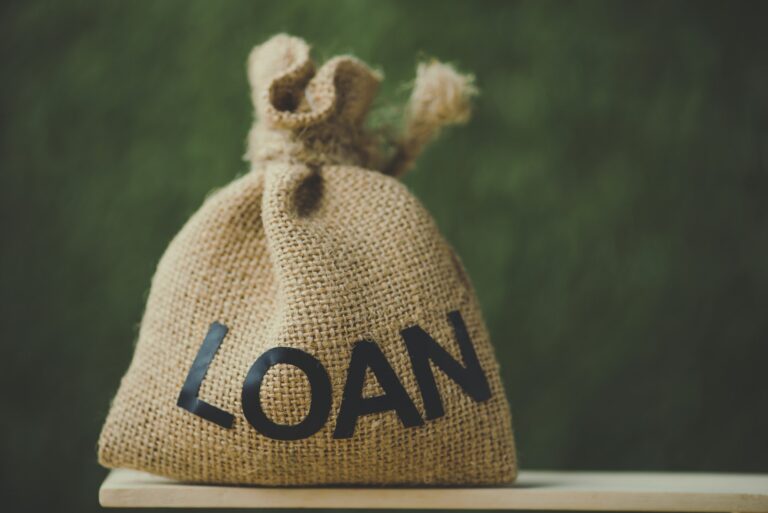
<box><xmin>99</xmin><ymin>468</ymin><xmax>768</xmax><ymax>511</ymax></box>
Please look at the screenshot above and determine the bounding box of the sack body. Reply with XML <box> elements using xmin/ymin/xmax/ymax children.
<box><xmin>98</xmin><ymin>34</ymin><xmax>517</xmax><ymax>485</ymax></box>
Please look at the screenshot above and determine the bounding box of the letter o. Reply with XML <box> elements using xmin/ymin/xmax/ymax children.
<box><xmin>241</xmin><ymin>347</ymin><xmax>332</xmax><ymax>440</ymax></box>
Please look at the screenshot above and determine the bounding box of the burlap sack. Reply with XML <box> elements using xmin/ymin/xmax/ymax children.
<box><xmin>98</xmin><ymin>34</ymin><xmax>517</xmax><ymax>485</ymax></box>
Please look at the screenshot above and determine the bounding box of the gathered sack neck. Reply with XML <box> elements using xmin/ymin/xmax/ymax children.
<box><xmin>244</xmin><ymin>34</ymin><xmax>477</xmax><ymax>176</ymax></box>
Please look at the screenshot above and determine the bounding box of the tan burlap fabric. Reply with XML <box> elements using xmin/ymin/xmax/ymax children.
<box><xmin>98</xmin><ymin>34</ymin><xmax>517</xmax><ymax>485</ymax></box>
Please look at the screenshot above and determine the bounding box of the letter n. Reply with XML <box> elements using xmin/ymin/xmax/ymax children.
<box><xmin>401</xmin><ymin>310</ymin><xmax>492</xmax><ymax>420</ymax></box>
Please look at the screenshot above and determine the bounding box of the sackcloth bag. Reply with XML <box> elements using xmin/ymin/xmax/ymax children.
<box><xmin>98</xmin><ymin>33</ymin><xmax>517</xmax><ymax>485</ymax></box>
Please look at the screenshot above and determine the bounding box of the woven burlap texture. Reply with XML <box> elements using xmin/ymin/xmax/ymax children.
<box><xmin>98</xmin><ymin>33</ymin><xmax>517</xmax><ymax>485</ymax></box>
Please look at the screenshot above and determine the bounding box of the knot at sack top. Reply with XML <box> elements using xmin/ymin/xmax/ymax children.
<box><xmin>245</xmin><ymin>34</ymin><xmax>477</xmax><ymax>176</ymax></box>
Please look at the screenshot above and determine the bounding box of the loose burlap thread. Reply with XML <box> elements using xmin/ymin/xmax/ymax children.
<box><xmin>98</xmin><ymin>34</ymin><xmax>517</xmax><ymax>485</ymax></box>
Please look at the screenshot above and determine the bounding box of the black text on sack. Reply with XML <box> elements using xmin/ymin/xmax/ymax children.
<box><xmin>177</xmin><ymin>310</ymin><xmax>492</xmax><ymax>440</ymax></box>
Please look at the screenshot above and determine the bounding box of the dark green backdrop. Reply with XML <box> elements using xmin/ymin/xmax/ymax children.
<box><xmin>2</xmin><ymin>1</ymin><xmax>767</xmax><ymax>512</ymax></box>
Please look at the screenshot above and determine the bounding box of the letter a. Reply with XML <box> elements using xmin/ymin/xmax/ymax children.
<box><xmin>333</xmin><ymin>341</ymin><xmax>423</xmax><ymax>439</ymax></box>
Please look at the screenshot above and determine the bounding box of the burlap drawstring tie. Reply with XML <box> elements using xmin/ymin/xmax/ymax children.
<box><xmin>245</xmin><ymin>34</ymin><xmax>477</xmax><ymax>177</ymax></box>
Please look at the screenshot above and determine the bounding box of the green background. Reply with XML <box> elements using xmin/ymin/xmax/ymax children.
<box><xmin>2</xmin><ymin>1</ymin><xmax>767</xmax><ymax>512</ymax></box>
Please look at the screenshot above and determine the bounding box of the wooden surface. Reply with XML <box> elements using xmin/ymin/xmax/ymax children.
<box><xmin>100</xmin><ymin>468</ymin><xmax>768</xmax><ymax>511</ymax></box>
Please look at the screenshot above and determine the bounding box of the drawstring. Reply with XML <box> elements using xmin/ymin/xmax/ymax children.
<box><xmin>245</xmin><ymin>34</ymin><xmax>476</xmax><ymax>176</ymax></box>
<box><xmin>384</xmin><ymin>61</ymin><xmax>477</xmax><ymax>177</ymax></box>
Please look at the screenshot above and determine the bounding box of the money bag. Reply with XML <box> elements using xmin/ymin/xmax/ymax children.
<box><xmin>98</xmin><ymin>34</ymin><xmax>517</xmax><ymax>485</ymax></box>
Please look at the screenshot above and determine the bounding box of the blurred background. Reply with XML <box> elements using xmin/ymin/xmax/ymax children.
<box><xmin>2</xmin><ymin>0</ymin><xmax>767</xmax><ymax>512</ymax></box>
